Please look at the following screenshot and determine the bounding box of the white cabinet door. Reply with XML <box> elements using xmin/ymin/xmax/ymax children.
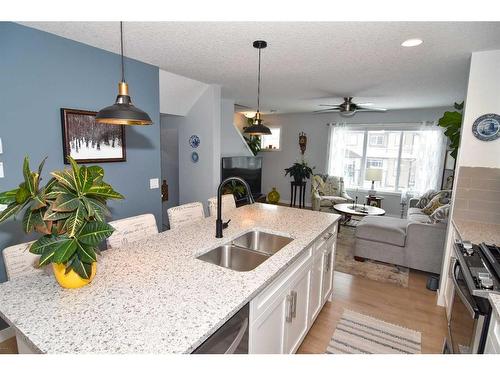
<box><xmin>284</xmin><ymin>268</ymin><xmax>311</xmax><ymax>354</ymax></box>
<box><xmin>308</xmin><ymin>250</ymin><xmax>323</xmax><ymax>325</ymax></box>
<box><xmin>249</xmin><ymin>295</ymin><xmax>287</xmax><ymax>354</ymax></box>
<box><xmin>321</xmin><ymin>236</ymin><xmax>335</xmax><ymax>303</ymax></box>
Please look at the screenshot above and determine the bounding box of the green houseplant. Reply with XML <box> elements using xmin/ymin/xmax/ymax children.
<box><xmin>437</xmin><ymin>102</ymin><xmax>464</xmax><ymax>159</ymax></box>
<box><xmin>284</xmin><ymin>161</ymin><xmax>315</xmax><ymax>183</ymax></box>
<box><xmin>0</xmin><ymin>156</ymin><xmax>123</xmax><ymax>287</ymax></box>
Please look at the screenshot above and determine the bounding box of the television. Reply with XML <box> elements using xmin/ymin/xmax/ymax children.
<box><xmin>221</xmin><ymin>156</ymin><xmax>263</xmax><ymax>199</ymax></box>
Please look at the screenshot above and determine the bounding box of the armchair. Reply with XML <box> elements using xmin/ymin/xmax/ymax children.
<box><xmin>311</xmin><ymin>174</ymin><xmax>352</xmax><ymax>211</ymax></box>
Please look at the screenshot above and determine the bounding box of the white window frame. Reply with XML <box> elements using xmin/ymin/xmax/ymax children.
<box><xmin>260</xmin><ymin>126</ymin><xmax>282</xmax><ymax>152</ymax></box>
<box><xmin>342</xmin><ymin>123</ymin><xmax>424</xmax><ymax>193</ymax></box>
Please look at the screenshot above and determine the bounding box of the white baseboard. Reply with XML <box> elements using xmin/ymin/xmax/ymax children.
<box><xmin>0</xmin><ymin>326</ymin><xmax>14</xmax><ymax>342</ymax></box>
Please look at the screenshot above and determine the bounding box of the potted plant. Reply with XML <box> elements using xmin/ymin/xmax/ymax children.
<box><xmin>284</xmin><ymin>161</ymin><xmax>315</xmax><ymax>183</ymax></box>
<box><xmin>0</xmin><ymin>156</ymin><xmax>123</xmax><ymax>288</ymax></box>
<box><xmin>437</xmin><ymin>101</ymin><xmax>463</xmax><ymax>159</ymax></box>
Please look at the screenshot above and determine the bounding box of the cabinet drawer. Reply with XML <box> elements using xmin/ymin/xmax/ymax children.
<box><xmin>315</xmin><ymin>224</ymin><xmax>337</xmax><ymax>251</ymax></box>
<box><xmin>251</xmin><ymin>247</ymin><xmax>312</xmax><ymax>321</ymax></box>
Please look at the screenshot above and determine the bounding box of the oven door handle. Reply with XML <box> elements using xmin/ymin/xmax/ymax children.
<box><xmin>451</xmin><ymin>259</ymin><xmax>479</xmax><ymax>319</ymax></box>
<box><xmin>224</xmin><ymin>318</ymin><xmax>248</xmax><ymax>354</ymax></box>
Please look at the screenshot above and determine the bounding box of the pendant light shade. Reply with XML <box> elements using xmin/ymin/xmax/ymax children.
<box><xmin>244</xmin><ymin>40</ymin><xmax>272</xmax><ymax>136</ymax></box>
<box><xmin>96</xmin><ymin>22</ymin><xmax>153</xmax><ymax>126</ymax></box>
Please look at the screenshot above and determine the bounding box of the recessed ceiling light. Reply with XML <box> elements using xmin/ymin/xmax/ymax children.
<box><xmin>401</xmin><ymin>38</ymin><xmax>423</xmax><ymax>47</ymax></box>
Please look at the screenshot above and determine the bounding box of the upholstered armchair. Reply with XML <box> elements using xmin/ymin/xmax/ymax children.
<box><xmin>311</xmin><ymin>174</ymin><xmax>352</xmax><ymax>211</ymax></box>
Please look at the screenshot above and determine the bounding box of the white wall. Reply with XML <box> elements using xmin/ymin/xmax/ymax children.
<box><xmin>258</xmin><ymin>107</ymin><xmax>453</xmax><ymax>216</ymax></box>
<box><xmin>221</xmin><ymin>99</ymin><xmax>253</xmax><ymax>157</ymax></box>
<box><xmin>457</xmin><ymin>50</ymin><xmax>500</xmax><ymax>168</ymax></box>
<box><xmin>176</xmin><ymin>85</ymin><xmax>222</xmax><ymax>215</ymax></box>
<box><xmin>159</xmin><ymin>69</ymin><xmax>208</xmax><ymax>116</ymax></box>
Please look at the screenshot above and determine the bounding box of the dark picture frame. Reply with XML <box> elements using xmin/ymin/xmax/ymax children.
<box><xmin>61</xmin><ymin>108</ymin><xmax>126</xmax><ymax>164</ymax></box>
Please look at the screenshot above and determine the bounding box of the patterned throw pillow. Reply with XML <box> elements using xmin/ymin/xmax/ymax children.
<box><xmin>422</xmin><ymin>191</ymin><xmax>450</xmax><ymax>215</ymax></box>
<box><xmin>416</xmin><ymin>189</ymin><xmax>437</xmax><ymax>208</ymax></box>
<box><xmin>430</xmin><ymin>204</ymin><xmax>450</xmax><ymax>224</ymax></box>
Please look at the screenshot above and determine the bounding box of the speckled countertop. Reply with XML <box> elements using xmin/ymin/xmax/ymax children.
<box><xmin>0</xmin><ymin>203</ymin><xmax>339</xmax><ymax>354</ymax></box>
<box><xmin>452</xmin><ymin>218</ymin><xmax>500</xmax><ymax>245</ymax></box>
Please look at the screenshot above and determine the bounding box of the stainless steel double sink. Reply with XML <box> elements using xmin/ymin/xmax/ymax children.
<box><xmin>197</xmin><ymin>230</ymin><xmax>294</xmax><ymax>272</ymax></box>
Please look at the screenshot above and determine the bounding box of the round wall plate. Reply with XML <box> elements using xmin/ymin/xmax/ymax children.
<box><xmin>189</xmin><ymin>135</ymin><xmax>200</xmax><ymax>148</ymax></box>
<box><xmin>472</xmin><ymin>113</ymin><xmax>500</xmax><ymax>141</ymax></box>
<box><xmin>191</xmin><ymin>151</ymin><xmax>199</xmax><ymax>163</ymax></box>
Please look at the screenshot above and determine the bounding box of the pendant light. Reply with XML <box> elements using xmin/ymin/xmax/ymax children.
<box><xmin>244</xmin><ymin>40</ymin><xmax>272</xmax><ymax>135</ymax></box>
<box><xmin>96</xmin><ymin>22</ymin><xmax>153</xmax><ymax>126</ymax></box>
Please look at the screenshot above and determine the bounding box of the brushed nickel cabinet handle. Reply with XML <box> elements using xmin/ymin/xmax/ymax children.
<box><xmin>285</xmin><ymin>294</ymin><xmax>293</xmax><ymax>323</ymax></box>
<box><xmin>291</xmin><ymin>290</ymin><xmax>298</xmax><ymax>319</ymax></box>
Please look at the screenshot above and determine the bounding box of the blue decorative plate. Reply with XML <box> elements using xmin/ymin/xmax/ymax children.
<box><xmin>191</xmin><ymin>151</ymin><xmax>199</xmax><ymax>163</ymax></box>
<box><xmin>472</xmin><ymin>114</ymin><xmax>500</xmax><ymax>141</ymax></box>
<box><xmin>189</xmin><ymin>135</ymin><xmax>200</xmax><ymax>148</ymax></box>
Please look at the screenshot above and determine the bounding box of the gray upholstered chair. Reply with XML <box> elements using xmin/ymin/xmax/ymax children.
<box><xmin>311</xmin><ymin>174</ymin><xmax>352</xmax><ymax>211</ymax></box>
<box><xmin>107</xmin><ymin>214</ymin><xmax>159</xmax><ymax>249</ymax></box>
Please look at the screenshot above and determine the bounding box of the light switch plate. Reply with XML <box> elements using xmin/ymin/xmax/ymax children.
<box><xmin>149</xmin><ymin>178</ymin><xmax>159</xmax><ymax>189</ymax></box>
<box><xmin>0</xmin><ymin>162</ymin><xmax>4</xmax><ymax>178</ymax></box>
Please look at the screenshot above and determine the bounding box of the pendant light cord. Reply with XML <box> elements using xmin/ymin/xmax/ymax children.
<box><xmin>120</xmin><ymin>21</ymin><xmax>125</xmax><ymax>82</ymax></box>
<box><xmin>257</xmin><ymin>47</ymin><xmax>261</xmax><ymax>112</ymax></box>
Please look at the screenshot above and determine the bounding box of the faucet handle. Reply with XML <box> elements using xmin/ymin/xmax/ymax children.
<box><xmin>223</xmin><ymin>219</ymin><xmax>231</xmax><ymax>229</ymax></box>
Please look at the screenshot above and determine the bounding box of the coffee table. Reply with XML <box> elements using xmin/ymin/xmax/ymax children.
<box><xmin>333</xmin><ymin>203</ymin><xmax>385</xmax><ymax>227</ymax></box>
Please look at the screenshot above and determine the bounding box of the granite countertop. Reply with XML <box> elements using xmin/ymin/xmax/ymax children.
<box><xmin>0</xmin><ymin>203</ymin><xmax>340</xmax><ymax>354</ymax></box>
<box><xmin>452</xmin><ymin>218</ymin><xmax>500</xmax><ymax>245</ymax></box>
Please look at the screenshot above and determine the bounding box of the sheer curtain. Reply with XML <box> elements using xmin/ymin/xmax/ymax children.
<box><xmin>326</xmin><ymin>122</ymin><xmax>347</xmax><ymax>176</ymax></box>
<box><xmin>413</xmin><ymin>121</ymin><xmax>447</xmax><ymax>195</ymax></box>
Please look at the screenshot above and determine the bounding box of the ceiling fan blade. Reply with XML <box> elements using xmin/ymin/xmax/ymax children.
<box><xmin>313</xmin><ymin>109</ymin><xmax>341</xmax><ymax>113</ymax></box>
<box><xmin>356</xmin><ymin>106</ymin><xmax>387</xmax><ymax>112</ymax></box>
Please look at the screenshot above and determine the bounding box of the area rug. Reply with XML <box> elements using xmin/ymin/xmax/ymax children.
<box><xmin>326</xmin><ymin>310</ymin><xmax>421</xmax><ymax>354</ymax></box>
<box><xmin>335</xmin><ymin>225</ymin><xmax>409</xmax><ymax>287</ymax></box>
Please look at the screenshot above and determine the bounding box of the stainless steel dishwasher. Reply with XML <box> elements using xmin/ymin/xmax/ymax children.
<box><xmin>192</xmin><ymin>304</ymin><xmax>249</xmax><ymax>354</ymax></box>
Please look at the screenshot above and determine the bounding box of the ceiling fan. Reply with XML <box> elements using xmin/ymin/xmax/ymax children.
<box><xmin>314</xmin><ymin>97</ymin><xmax>387</xmax><ymax>116</ymax></box>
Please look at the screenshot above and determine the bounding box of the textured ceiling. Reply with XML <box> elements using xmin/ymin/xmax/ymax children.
<box><xmin>21</xmin><ymin>22</ymin><xmax>500</xmax><ymax>113</ymax></box>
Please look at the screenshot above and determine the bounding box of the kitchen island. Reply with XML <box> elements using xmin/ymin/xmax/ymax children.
<box><xmin>0</xmin><ymin>203</ymin><xmax>340</xmax><ymax>354</ymax></box>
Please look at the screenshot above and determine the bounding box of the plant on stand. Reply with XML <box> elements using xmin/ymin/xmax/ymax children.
<box><xmin>0</xmin><ymin>156</ymin><xmax>123</xmax><ymax>288</ymax></box>
<box><xmin>437</xmin><ymin>101</ymin><xmax>463</xmax><ymax>159</ymax></box>
<box><xmin>284</xmin><ymin>160</ymin><xmax>315</xmax><ymax>183</ymax></box>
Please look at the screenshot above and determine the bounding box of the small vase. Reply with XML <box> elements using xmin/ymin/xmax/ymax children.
<box><xmin>267</xmin><ymin>187</ymin><xmax>280</xmax><ymax>204</ymax></box>
<box><xmin>52</xmin><ymin>262</ymin><xmax>97</xmax><ymax>289</ymax></box>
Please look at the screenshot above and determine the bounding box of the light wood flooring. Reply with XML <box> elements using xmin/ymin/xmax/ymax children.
<box><xmin>298</xmin><ymin>270</ymin><xmax>448</xmax><ymax>354</ymax></box>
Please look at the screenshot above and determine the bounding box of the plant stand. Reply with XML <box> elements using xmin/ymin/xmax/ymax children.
<box><xmin>290</xmin><ymin>181</ymin><xmax>306</xmax><ymax>208</ymax></box>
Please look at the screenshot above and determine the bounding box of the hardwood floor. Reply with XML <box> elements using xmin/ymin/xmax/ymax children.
<box><xmin>298</xmin><ymin>270</ymin><xmax>448</xmax><ymax>354</ymax></box>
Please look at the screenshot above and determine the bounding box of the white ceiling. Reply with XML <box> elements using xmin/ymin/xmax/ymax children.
<box><xmin>21</xmin><ymin>22</ymin><xmax>500</xmax><ymax>113</ymax></box>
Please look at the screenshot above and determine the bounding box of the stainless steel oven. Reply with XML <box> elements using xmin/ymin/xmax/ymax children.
<box><xmin>192</xmin><ymin>304</ymin><xmax>249</xmax><ymax>354</ymax></box>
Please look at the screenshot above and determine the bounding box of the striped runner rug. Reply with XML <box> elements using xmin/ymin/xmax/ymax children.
<box><xmin>326</xmin><ymin>310</ymin><xmax>421</xmax><ymax>354</ymax></box>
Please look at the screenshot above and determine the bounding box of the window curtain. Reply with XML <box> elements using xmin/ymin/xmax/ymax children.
<box><xmin>326</xmin><ymin>122</ymin><xmax>347</xmax><ymax>176</ymax></box>
<box><xmin>413</xmin><ymin>121</ymin><xmax>447</xmax><ymax>195</ymax></box>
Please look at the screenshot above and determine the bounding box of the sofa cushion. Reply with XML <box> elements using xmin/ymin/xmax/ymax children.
<box><xmin>355</xmin><ymin>216</ymin><xmax>408</xmax><ymax>247</ymax></box>
<box><xmin>422</xmin><ymin>190</ymin><xmax>451</xmax><ymax>215</ymax></box>
<box><xmin>430</xmin><ymin>203</ymin><xmax>450</xmax><ymax>224</ymax></box>
<box><xmin>415</xmin><ymin>189</ymin><xmax>437</xmax><ymax>208</ymax></box>
<box><xmin>409</xmin><ymin>213</ymin><xmax>432</xmax><ymax>224</ymax></box>
<box><xmin>320</xmin><ymin>196</ymin><xmax>348</xmax><ymax>206</ymax></box>
<box><xmin>407</xmin><ymin>207</ymin><xmax>424</xmax><ymax>216</ymax></box>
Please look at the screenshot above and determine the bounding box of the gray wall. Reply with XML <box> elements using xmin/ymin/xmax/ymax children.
<box><xmin>0</xmin><ymin>22</ymin><xmax>161</xmax><ymax>283</ymax></box>
<box><xmin>160</xmin><ymin>114</ymin><xmax>180</xmax><ymax>229</ymax></box>
<box><xmin>259</xmin><ymin>107</ymin><xmax>453</xmax><ymax>216</ymax></box>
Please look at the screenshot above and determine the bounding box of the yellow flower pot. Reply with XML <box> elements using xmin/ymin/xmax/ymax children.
<box><xmin>52</xmin><ymin>262</ymin><xmax>97</xmax><ymax>289</ymax></box>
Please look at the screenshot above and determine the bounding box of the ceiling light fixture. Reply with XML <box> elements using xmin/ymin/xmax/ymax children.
<box><xmin>243</xmin><ymin>111</ymin><xmax>257</xmax><ymax>119</ymax></box>
<box><xmin>244</xmin><ymin>40</ymin><xmax>272</xmax><ymax>136</ymax></box>
<box><xmin>96</xmin><ymin>22</ymin><xmax>153</xmax><ymax>126</ymax></box>
<box><xmin>401</xmin><ymin>38</ymin><xmax>423</xmax><ymax>47</ymax></box>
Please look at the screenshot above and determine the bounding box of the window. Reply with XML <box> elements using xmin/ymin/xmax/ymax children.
<box><xmin>327</xmin><ymin>126</ymin><xmax>445</xmax><ymax>193</ymax></box>
<box><xmin>260</xmin><ymin>127</ymin><xmax>281</xmax><ymax>151</ymax></box>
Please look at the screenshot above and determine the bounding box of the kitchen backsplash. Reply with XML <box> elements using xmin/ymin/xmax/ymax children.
<box><xmin>453</xmin><ymin>166</ymin><xmax>500</xmax><ymax>224</ymax></box>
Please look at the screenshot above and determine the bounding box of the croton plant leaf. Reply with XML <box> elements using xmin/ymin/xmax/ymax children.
<box><xmin>1</xmin><ymin>155</ymin><xmax>123</xmax><ymax>280</ymax></box>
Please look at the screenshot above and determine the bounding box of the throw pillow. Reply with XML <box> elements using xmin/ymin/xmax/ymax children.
<box><xmin>422</xmin><ymin>191</ymin><xmax>450</xmax><ymax>215</ymax></box>
<box><xmin>430</xmin><ymin>204</ymin><xmax>451</xmax><ymax>224</ymax></box>
<box><xmin>416</xmin><ymin>189</ymin><xmax>437</xmax><ymax>208</ymax></box>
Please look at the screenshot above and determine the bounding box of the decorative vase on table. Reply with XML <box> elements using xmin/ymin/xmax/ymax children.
<box><xmin>267</xmin><ymin>187</ymin><xmax>280</xmax><ymax>204</ymax></box>
<box><xmin>0</xmin><ymin>156</ymin><xmax>123</xmax><ymax>289</ymax></box>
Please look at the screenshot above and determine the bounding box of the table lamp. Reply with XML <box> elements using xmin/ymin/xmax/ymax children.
<box><xmin>365</xmin><ymin>168</ymin><xmax>382</xmax><ymax>197</ymax></box>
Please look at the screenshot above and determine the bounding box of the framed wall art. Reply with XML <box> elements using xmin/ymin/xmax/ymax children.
<box><xmin>61</xmin><ymin>108</ymin><xmax>126</xmax><ymax>164</ymax></box>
